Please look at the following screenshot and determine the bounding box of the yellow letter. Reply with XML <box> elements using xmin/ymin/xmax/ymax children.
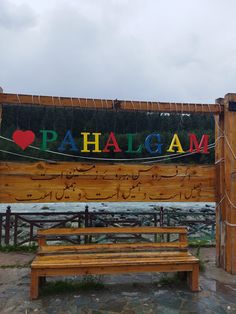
<box><xmin>81</xmin><ymin>132</ymin><xmax>101</xmax><ymax>152</ymax></box>
<box><xmin>167</xmin><ymin>133</ymin><xmax>185</xmax><ymax>153</ymax></box>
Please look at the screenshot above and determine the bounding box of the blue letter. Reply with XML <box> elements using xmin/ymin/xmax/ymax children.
<box><xmin>145</xmin><ymin>133</ymin><xmax>163</xmax><ymax>154</ymax></box>
<box><xmin>58</xmin><ymin>130</ymin><xmax>78</xmax><ymax>152</ymax></box>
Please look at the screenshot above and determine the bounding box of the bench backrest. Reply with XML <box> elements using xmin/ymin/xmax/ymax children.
<box><xmin>37</xmin><ymin>227</ymin><xmax>188</xmax><ymax>252</ymax></box>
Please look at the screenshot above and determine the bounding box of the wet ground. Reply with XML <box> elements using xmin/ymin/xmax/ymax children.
<box><xmin>0</xmin><ymin>248</ymin><xmax>236</xmax><ymax>314</ymax></box>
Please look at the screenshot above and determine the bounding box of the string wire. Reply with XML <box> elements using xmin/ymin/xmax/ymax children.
<box><xmin>0</xmin><ymin>134</ymin><xmax>215</xmax><ymax>162</ymax></box>
<box><xmin>3</xmin><ymin>101</ymin><xmax>236</xmax><ymax>222</ymax></box>
<box><xmin>0</xmin><ymin>149</ymin><xmax>55</xmax><ymax>163</ymax></box>
<box><xmin>214</xmin><ymin>117</ymin><xmax>236</xmax><ymax>214</ymax></box>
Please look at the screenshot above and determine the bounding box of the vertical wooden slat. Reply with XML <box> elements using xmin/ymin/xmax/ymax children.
<box><xmin>0</xmin><ymin>86</ymin><xmax>3</xmax><ymax>130</ymax></box>
<box><xmin>0</xmin><ymin>105</ymin><xmax>2</xmax><ymax>130</ymax></box>
<box><xmin>154</xmin><ymin>213</ymin><xmax>158</xmax><ymax>242</ymax></box>
<box><xmin>0</xmin><ymin>87</ymin><xmax>6</xmax><ymax>245</ymax></box>
<box><xmin>78</xmin><ymin>215</ymin><xmax>81</xmax><ymax>244</ymax></box>
<box><xmin>0</xmin><ymin>214</ymin><xmax>2</xmax><ymax>245</ymax></box>
<box><xmin>223</xmin><ymin>94</ymin><xmax>236</xmax><ymax>273</ymax></box>
<box><xmin>84</xmin><ymin>205</ymin><xmax>89</xmax><ymax>244</ymax></box>
<box><xmin>14</xmin><ymin>215</ymin><xmax>18</xmax><ymax>246</ymax></box>
<box><xmin>179</xmin><ymin>233</ymin><xmax>187</xmax><ymax>244</ymax></box>
<box><xmin>38</xmin><ymin>237</ymin><xmax>46</xmax><ymax>248</ymax></box>
<box><xmin>30</xmin><ymin>223</ymin><xmax>34</xmax><ymax>242</ymax></box>
<box><xmin>5</xmin><ymin>206</ymin><xmax>11</xmax><ymax>245</ymax></box>
<box><xmin>225</xmin><ymin>96</ymin><xmax>231</xmax><ymax>272</ymax></box>
<box><xmin>215</xmin><ymin>98</ymin><xmax>225</xmax><ymax>267</ymax></box>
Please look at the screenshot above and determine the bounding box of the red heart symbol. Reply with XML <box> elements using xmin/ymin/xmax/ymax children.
<box><xmin>12</xmin><ymin>130</ymin><xmax>35</xmax><ymax>150</ymax></box>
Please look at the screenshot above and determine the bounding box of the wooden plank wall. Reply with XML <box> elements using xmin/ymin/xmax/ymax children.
<box><xmin>0</xmin><ymin>162</ymin><xmax>216</xmax><ymax>203</ymax></box>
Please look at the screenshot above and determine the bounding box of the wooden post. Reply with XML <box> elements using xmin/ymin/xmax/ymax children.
<box><xmin>215</xmin><ymin>98</ymin><xmax>225</xmax><ymax>267</ymax></box>
<box><xmin>5</xmin><ymin>206</ymin><xmax>11</xmax><ymax>245</ymax></box>
<box><xmin>0</xmin><ymin>87</ymin><xmax>3</xmax><ymax>130</ymax></box>
<box><xmin>84</xmin><ymin>205</ymin><xmax>89</xmax><ymax>243</ymax></box>
<box><xmin>217</xmin><ymin>94</ymin><xmax>236</xmax><ymax>273</ymax></box>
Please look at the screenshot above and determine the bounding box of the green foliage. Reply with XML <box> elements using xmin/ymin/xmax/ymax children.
<box><xmin>198</xmin><ymin>258</ymin><xmax>206</xmax><ymax>272</ymax></box>
<box><xmin>189</xmin><ymin>239</ymin><xmax>210</xmax><ymax>273</ymax></box>
<box><xmin>0</xmin><ymin>264</ymin><xmax>30</xmax><ymax>268</ymax></box>
<box><xmin>41</xmin><ymin>275</ymin><xmax>104</xmax><ymax>296</ymax></box>
<box><xmin>188</xmin><ymin>237</ymin><xmax>215</xmax><ymax>248</ymax></box>
<box><xmin>155</xmin><ymin>273</ymin><xmax>181</xmax><ymax>286</ymax></box>
<box><xmin>0</xmin><ymin>105</ymin><xmax>215</xmax><ymax>163</ymax></box>
<box><xmin>0</xmin><ymin>244</ymin><xmax>38</xmax><ymax>253</ymax></box>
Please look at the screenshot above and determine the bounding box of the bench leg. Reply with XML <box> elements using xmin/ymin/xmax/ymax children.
<box><xmin>30</xmin><ymin>270</ymin><xmax>39</xmax><ymax>300</ymax></box>
<box><xmin>187</xmin><ymin>264</ymin><xmax>200</xmax><ymax>292</ymax></box>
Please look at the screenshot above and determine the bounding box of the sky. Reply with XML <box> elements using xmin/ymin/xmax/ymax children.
<box><xmin>1</xmin><ymin>0</ymin><xmax>236</xmax><ymax>103</ymax></box>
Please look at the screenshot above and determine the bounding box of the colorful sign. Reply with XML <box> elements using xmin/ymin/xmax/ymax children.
<box><xmin>12</xmin><ymin>130</ymin><xmax>210</xmax><ymax>155</ymax></box>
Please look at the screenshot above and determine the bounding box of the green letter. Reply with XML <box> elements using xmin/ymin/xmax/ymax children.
<box><xmin>40</xmin><ymin>130</ymin><xmax>58</xmax><ymax>151</ymax></box>
<box><xmin>126</xmin><ymin>134</ymin><xmax>142</xmax><ymax>153</ymax></box>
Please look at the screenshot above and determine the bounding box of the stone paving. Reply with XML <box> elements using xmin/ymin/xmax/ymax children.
<box><xmin>0</xmin><ymin>248</ymin><xmax>236</xmax><ymax>314</ymax></box>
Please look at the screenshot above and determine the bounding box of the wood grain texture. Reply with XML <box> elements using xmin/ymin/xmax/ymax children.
<box><xmin>31</xmin><ymin>263</ymin><xmax>195</xmax><ymax>276</ymax></box>
<box><xmin>215</xmin><ymin>101</ymin><xmax>225</xmax><ymax>268</ymax></box>
<box><xmin>32</xmin><ymin>256</ymin><xmax>198</xmax><ymax>268</ymax></box>
<box><xmin>39</xmin><ymin>242</ymin><xmax>189</xmax><ymax>254</ymax></box>
<box><xmin>38</xmin><ymin>251</ymin><xmax>190</xmax><ymax>259</ymax></box>
<box><xmin>30</xmin><ymin>261</ymin><xmax>199</xmax><ymax>299</ymax></box>
<box><xmin>0</xmin><ymin>162</ymin><xmax>215</xmax><ymax>203</ymax></box>
<box><xmin>30</xmin><ymin>226</ymin><xmax>199</xmax><ymax>299</ymax></box>
<box><xmin>37</xmin><ymin>226</ymin><xmax>187</xmax><ymax>235</ymax></box>
<box><xmin>0</xmin><ymin>92</ymin><xmax>222</xmax><ymax>114</ymax></box>
<box><xmin>223</xmin><ymin>94</ymin><xmax>236</xmax><ymax>274</ymax></box>
<box><xmin>0</xmin><ymin>162</ymin><xmax>216</xmax><ymax>203</ymax></box>
<box><xmin>0</xmin><ymin>104</ymin><xmax>2</xmax><ymax>129</ymax></box>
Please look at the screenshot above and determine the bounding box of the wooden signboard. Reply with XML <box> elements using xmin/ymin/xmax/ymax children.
<box><xmin>2</xmin><ymin>91</ymin><xmax>236</xmax><ymax>274</ymax></box>
<box><xmin>0</xmin><ymin>162</ymin><xmax>216</xmax><ymax>203</ymax></box>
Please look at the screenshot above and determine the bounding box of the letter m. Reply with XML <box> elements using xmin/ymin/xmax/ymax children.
<box><xmin>189</xmin><ymin>134</ymin><xmax>209</xmax><ymax>154</ymax></box>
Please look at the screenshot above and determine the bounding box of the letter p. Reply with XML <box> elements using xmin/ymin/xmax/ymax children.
<box><xmin>40</xmin><ymin>130</ymin><xmax>58</xmax><ymax>151</ymax></box>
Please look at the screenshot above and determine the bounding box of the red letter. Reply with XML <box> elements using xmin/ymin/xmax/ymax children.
<box><xmin>189</xmin><ymin>134</ymin><xmax>209</xmax><ymax>154</ymax></box>
<box><xmin>103</xmin><ymin>132</ymin><xmax>122</xmax><ymax>152</ymax></box>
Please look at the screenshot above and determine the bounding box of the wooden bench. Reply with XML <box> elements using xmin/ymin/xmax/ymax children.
<box><xmin>30</xmin><ymin>227</ymin><xmax>199</xmax><ymax>299</ymax></box>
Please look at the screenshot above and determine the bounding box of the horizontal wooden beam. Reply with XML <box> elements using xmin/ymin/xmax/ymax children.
<box><xmin>0</xmin><ymin>92</ymin><xmax>223</xmax><ymax>114</ymax></box>
<box><xmin>0</xmin><ymin>162</ymin><xmax>216</xmax><ymax>203</ymax></box>
<box><xmin>38</xmin><ymin>226</ymin><xmax>187</xmax><ymax>236</ymax></box>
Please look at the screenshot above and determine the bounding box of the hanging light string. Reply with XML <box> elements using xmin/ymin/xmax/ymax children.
<box><xmin>0</xmin><ymin>134</ymin><xmax>215</xmax><ymax>162</ymax></box>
